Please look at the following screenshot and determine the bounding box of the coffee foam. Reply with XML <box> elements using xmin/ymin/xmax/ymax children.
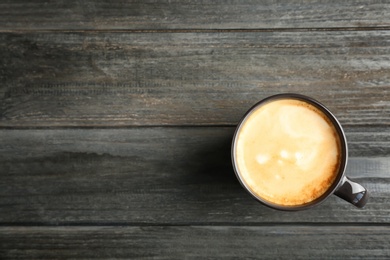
<box><xmin>235</xmin><ymin>99</ymin><xmax>341</xmax><ymax>206</ymax></box>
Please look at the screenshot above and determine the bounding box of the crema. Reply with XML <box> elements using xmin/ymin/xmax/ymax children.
<box><xmin>234</xmin><ymin>99</ymin><xmax>341</xmax><ymax>206</ymax></box>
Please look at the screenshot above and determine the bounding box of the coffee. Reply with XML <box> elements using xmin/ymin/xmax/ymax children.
<box><xmin>234</xmin><ymin>98</ymin><xmax>342</xmax><ymax>206</ymax></box>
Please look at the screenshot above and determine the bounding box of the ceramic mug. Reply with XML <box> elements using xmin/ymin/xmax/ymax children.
<box><xmin>231</xmin><ymin>93</ymin><xmax>369</xmax><ymax>210</ymax></box>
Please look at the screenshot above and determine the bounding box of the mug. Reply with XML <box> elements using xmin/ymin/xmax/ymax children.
<box><xmin>231</xmin><ymin>93</ymin><xmax>369</xmax><ymax>211</ymax></box>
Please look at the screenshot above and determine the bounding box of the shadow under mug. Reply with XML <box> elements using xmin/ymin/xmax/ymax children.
<box><xmin>231</xmin><ymin>93</ymin><xmax>369</xmax><ymax>211</ymax></box>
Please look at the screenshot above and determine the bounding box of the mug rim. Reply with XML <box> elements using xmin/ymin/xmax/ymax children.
<box><xmin>231</xmin><ymin>93</ymin><xmax>348</xmax><ymax>211</ymax></box>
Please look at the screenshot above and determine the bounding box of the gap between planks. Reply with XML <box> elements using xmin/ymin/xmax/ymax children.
<box><xmin>1</xmin><ymin>27</ymin><xmax>390</xmax><ymax>34</ymax></box>
<box><xmin>1</xmin><ymin>222</ymin><xmax>390</xmax><ymax>227</ymax></box>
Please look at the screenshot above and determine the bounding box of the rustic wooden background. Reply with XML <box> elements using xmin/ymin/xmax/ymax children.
<box><xmin>1</xmin><ymin>1</ymin><xmax>390</xmax><ymax>259</ymax></box>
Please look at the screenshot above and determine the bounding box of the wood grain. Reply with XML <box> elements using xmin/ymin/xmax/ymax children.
<box><xmin>1</xmin><ymin>226</ymin><xmax>390</xmax><ymax>259</ymax></box>
<box><xmin>1</xmin><ymin>0</ymin><xmax>390</xmax><ymax>31</ymax></box>
<box><xmin>1</xmin><ymin>31</ymin><xmax>390</xmax><ymax>127</ymax></box>
<box><xmin>2</xmin><ymin>1</ymin><xmax>390</xmax><ymax>259</ymax></box>
<box><xmin>1</xmin><ymin>127</ymin><xmax>389</xmax><ymax>225</ymax></box>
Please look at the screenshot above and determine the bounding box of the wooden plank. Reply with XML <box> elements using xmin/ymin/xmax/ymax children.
<box><xmin>1</xmin><ymin>127</ymin><xmax>389</xmax><ymax>224</ymax></box>
<box><xmin>1</xmin><ymin>0</ymin><xmax>390</xmax><ymax>30</ymax></box>
<box><xmin>1</xmin><ymin>31</ymin><xmax>390</xmax><ymax>127</ymax></box>
<box><xmin>1</xmin><ymin>226</ymin><xmax>390</xmax><ymax>259</ymax></box>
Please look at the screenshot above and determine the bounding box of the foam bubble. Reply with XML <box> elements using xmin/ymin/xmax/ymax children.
<box><xmin>256</xmin><ymin>154</ymin><xmax>270</xmax><ymax>165</ymax></box>
<box><xmin>280</xmin><ymin>149</ymin><xmax>289</xmax><ymax>159</ymax></box>
<box><xmin>295</xmin><ymin>152</ymin><xmax>303</xmax><ymax>161</ymax></box>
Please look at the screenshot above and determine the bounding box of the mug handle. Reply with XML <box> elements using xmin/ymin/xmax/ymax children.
<box><xmin>334</xmin><ymin>176</ymin><xmax>369</xmax><ymax>208</ymax></box>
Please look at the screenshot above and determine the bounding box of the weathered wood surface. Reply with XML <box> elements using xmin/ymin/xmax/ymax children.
<box><xmin>1</xmin><ymin>31</ymin><xmax>390</xmax><ymax>127</ymax></box>
<box><xmin>1</xmin><ymin>128</ymin><xmax>389</xmax><ymax>225</ymax></box>
<box><xmin>2</xmin><ymin>1</ymin><xmax>390</xmax><ymax>259</ymax></box>
<box><xmin>1</xmin><ymin>226</ymin><xmax>390</xmax><ymax>259</ymax></box>
<box><xmin>1</xmin><ymin>0</ymin><xmax>390</xmax><ymax>31</ymax></box>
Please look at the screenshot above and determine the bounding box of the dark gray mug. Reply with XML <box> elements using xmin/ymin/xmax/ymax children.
<box><xmin>231</xmin><ymin>93</ymin><xmax>369</xmax><ymax>211</ymax></box>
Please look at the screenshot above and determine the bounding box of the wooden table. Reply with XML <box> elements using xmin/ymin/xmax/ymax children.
<box><xmin>1</xmin><ymin>1</ymin><xmax>390</xmax><ymax>259</ymax></box>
